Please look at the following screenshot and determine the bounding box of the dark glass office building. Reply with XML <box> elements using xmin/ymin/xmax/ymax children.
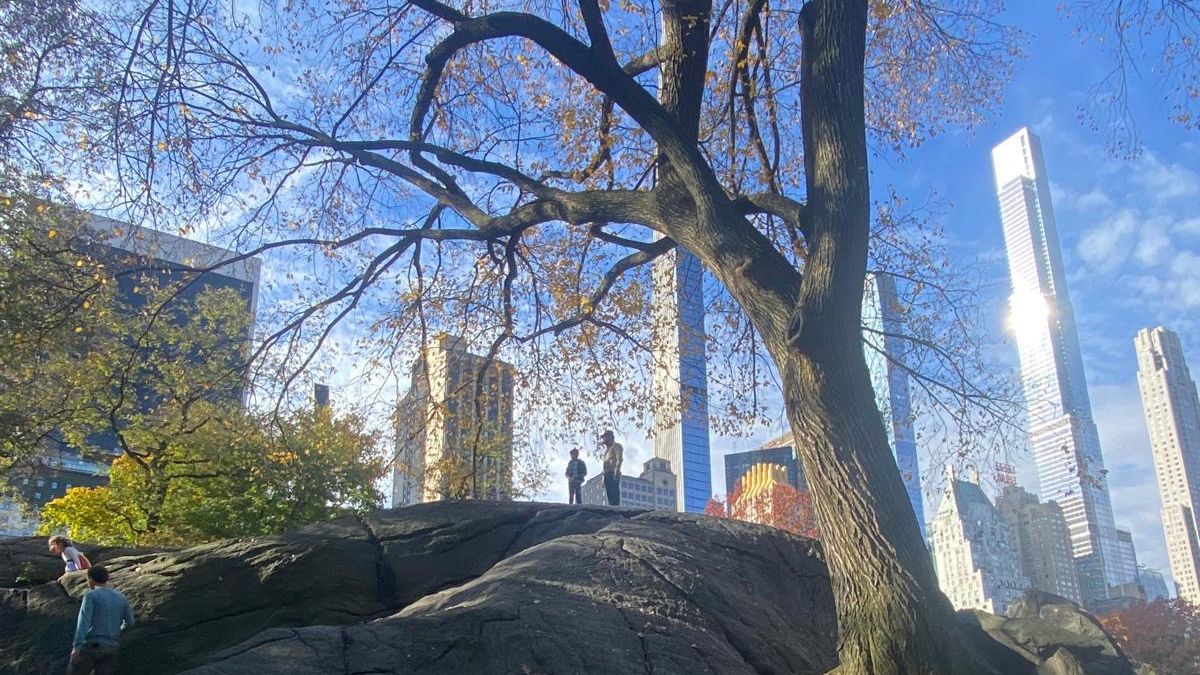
<box><xmin>724</xmin><ymin>445</ymin><xmax>806</xmax><ymax>497</ymax></box>
<box><xmin>4</xmin><ymin>218</ymin><xmax>260</xmax><ymax>530</ymax></box>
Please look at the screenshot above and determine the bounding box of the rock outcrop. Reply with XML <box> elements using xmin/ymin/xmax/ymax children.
<box><xmin>957</xmin><ymin>590</ymin><xmax>1156</xmax><ymax>675</ymax></box>
<box><xmin>0</xmin><ymin>502</ymin><xmax>1154</xmax><ymax>674</ymax></box>
<box><xmin>1</xmin><ymin>502</ymin><xmax>836</xmax><ymax>674</ymax></box>
<box><xmin>0</xmin><ymin>538</ymin><xmax>165</xmax><ymax>588</ymax></box>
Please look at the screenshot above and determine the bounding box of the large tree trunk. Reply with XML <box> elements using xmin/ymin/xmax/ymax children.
<box><xmin>756</xmin><ymin>1</ymin><xmax>991</xmax><ymax>672</ymax></box>
<box><xmin>778</xmin><ymin>344</ymin><xmax>984</xmax><ymax>674</ymax></box>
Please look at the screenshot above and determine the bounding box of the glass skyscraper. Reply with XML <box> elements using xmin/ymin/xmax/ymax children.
<box><xmin>862</xmin><ymin>272</ymin><xmax>926</xmax><ymax>538</ymax></box>
<box><xmin>1135</xmin><ymin>326</ymin><xmax>1200</xmax><ymax>604</ymax></box>
<box><xmin>992</xmin><ymin>127</ymin><xmax>1127</xmax><ymax>605</ymax></box>
<box><xmin>652</xmin><ymin>248</ymin><xmax>712</xmax><ymax>513</ymax></box>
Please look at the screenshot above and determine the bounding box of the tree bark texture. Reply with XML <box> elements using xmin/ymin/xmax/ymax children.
<box><xmin>767</xmin><ymin>2</ymin><xmax>988</xmax><ymax>672</ymax></box>
<box><xmin>656</xmin><ymin>1</ymin><xmax>996</xmax><ymax>672</ymax></box>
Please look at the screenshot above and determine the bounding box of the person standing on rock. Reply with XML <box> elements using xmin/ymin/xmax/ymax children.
<box><xmin>600</xmin><ymin>430</ymin><xmax>623</xmax><ymax>506</ymax></box>
<box><xmin>68</xmin><ymin>566</ymin><xmax>134</xmax><ymax>675</ymax></box>
<box><xmin>565</xmin><ymin>448</ymin><xmax>588</xmax><ymax>505</ymax></box>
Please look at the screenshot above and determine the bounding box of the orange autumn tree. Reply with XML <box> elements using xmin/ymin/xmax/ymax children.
<box><xmin>704</xmin><ymin>497</ymin><xmax>728</xmax><ymax>518</ymax></box>
<box><xmin>713</xmin><ymin>468</ymin><xmax>820</xmax><ymax>538</ymax></box>
<box><xmin>1101</xmin><ymin>598</ymin><xmax>1200</xmax><ymax>675</ymax></box>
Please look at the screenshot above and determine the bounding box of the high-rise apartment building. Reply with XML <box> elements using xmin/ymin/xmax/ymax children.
<box><xmin>996</xmin><ymin>485</ymin><xmax>1082</xmax><ymax>603</ymax></box>
<box><xmin>3</xmin><ymin>217</ymin><xmax>260</xmax><ymax>535</ymax></box>
<box><xmin>930</xmin><ymin>469</ymin><xmax>1030</xmax><ymax>614</ymax></box>
<box><xmin>392</xmin><ymin>335</ymin><xmax>515</xmax><ymax>506</ymax></box>
<box><xmin>862</xmin><ymin>272</ymin><xmax>926</xmax><ymax>538</ymax></box>
<box><xmin>992</xmin><ymin>127</ymin><xmax>1126</xmax><ymax>604</ymax></box>
<box><xmin>651</xmin><ymin>248</ymin><xmax>712</xmax><ymax>513</ymax></box>
<box><xmin>582</xmin><ymin>457</ymin><xmax>677</xmax><ymax>510</ymax></box>
<box><xmin>1135</xmin><ymin>326</ymin><xmax>1200</xmax><ymax>604</ymax></box>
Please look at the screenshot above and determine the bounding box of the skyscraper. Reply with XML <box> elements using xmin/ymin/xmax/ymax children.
<box><xmin>862</xmin><ymin>272</ymin><xmax>926</xmax><ymax>538</ymax></box>
<box><xmin>1114</xmin><ymin>529</ymin><xmax>1140</xmax><ymax>588</ymax></box>
<box><xmin>1135</xmin><ymin>326</ymin><xmax>1200</xmax><ymax>604</ymax></box>
<box><xmin>652</xmin><ymin>248</ymin><xmax>712</xmax><ymax>513</ymax></box>
<box><xmin>1136</xmin><ymin>565</ymin><xmax>1171</xmax><ymax>602</ymax></box>
<box><xmin>392</xmin><ymin>335</ymin><xmax>515</xmax><ymax>506</ymax></box>
<box><xmin>929</xmin><ymin>468</ymin><xmax>1030</xmax><ymax>614</ymax></box>
<box><xmin>992</xmin><ymin>127</ymin><xmax>1126</xmax><ymax>604</ymax></box>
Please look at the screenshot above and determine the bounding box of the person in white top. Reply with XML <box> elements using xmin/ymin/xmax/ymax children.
<box><xmin>48</xmin><ymin>534</ymin><xmax>88</xmax><ymax>574</ymax></box>
<box><xmin>600</xmin><ymin>430</ymin><xmax>623</xmax><ymax>506</ymax></box>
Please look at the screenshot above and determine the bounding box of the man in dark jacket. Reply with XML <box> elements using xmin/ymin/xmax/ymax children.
<box><xmin>565</xmin><ymin>448</ymin><xmax>587</xmax><ymax>504</ymax></box>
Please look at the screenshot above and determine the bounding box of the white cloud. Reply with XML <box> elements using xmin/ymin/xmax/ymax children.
<box><xmin>1129</xmin><ymin>152</ymin><xmax>1200</xmax><ymax>202</ymax></box>
<box><xmin>1049</xmin><ymin>181</ymin><xmax>1074</xmax><ymax>211</ymax></box>
<box><xmin>1134</xmin><ymin>219</ymin><xmax>1172</xmax><ymax>266</ymax></box>
<box><xmin>1174</xmin><ymin>217</ymin><xmax>1200</xmax><ymax>237</ymax></box>
<box><xmin>1130</xmin><ymin>252</ymin><xmax>1200</xmax><ymax>310</ymax></box>
<box><xmin>1077</xmin><ymin>208</ymin><xmax>1136</xmax><ymax>272</ymax></box>
<box><xmin>1168</xmin><ymin>252</ymin><xmax>1200</xmax><ymax>307</ymax></box>
<box><xmin>1075</xmin><ymin>188</ymin><xmax>1114</xmax><ymax>212</ymax></box>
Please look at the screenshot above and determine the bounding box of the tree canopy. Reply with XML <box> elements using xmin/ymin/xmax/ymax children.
<box><xmin>706</xmin><ymin>480</ymin><xmax>820</xmax><ymax>538</ymax></box>
<box><xmin>37</xmin><ymin>405</ymin><xmax>384</xmax><ymax>546</ymax></box>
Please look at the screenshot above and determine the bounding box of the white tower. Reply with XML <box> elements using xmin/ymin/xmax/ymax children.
<box><xmin>1135</xmin><ymin>326</ymin><xmax>1200</xmax><ymax>604</ymax></box>
<box><xmin>992</xmin><ymin>127</ymin><xmax>1127</xmax><ymax>605</ymax></box>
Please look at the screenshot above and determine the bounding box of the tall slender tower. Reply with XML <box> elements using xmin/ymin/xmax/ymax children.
<box><xmin>651</xmin><ymin>247</ymin><xmax>712</xmax><ymax>513</ymax></box>
<box><xmin>992</xmin><ymin>127</ymin><xmax>1126</xmax><ymax>605</ymax></box>
<box><xmin>1135</xmin><ymin>327</ymin><xmax>1200</xmax><ymax>604</ymax></box>
<box><xmin>862</xmin><ymin>272</ymin><xmax>926</xmax><ymax>537</ymax></box>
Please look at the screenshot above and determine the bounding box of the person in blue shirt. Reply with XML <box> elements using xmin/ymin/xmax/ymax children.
<box><xmin>68</xmin><ymin>566</ymin><xmax>134</xmax><ymax>675</ymax></box>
